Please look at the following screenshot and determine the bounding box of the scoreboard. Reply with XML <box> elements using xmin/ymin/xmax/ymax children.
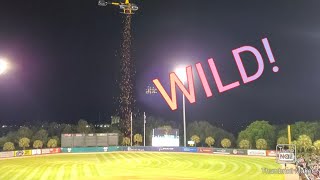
<box><xmin>61</xmin><ymin>133</ymin><xmax>118</xmax><ymax>147</ymax></box>
<box><xmin>152</xmin><ymin>128</ymin><xmax>179</xmax><ymax>147</ymax></box>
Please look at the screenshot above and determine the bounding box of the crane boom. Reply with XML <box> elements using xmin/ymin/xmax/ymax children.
<box><xmin>98</xmin><ymin>0</ymin><xmax>138</xmax><ymax>14</ymax></box>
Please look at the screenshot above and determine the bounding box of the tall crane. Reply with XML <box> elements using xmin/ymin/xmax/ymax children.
<box><xmin>98</xmin><ymin>0</ymin><xmax>138</xmax><ymax>14</ymax></box>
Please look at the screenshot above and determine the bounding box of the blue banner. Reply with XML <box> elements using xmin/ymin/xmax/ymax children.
<box><xmin>152</xmin><ymin>147</ymin><xmax>181</xmax><ymax>152</ymax></box>
<box><xmin>197</xmin><ymin>147</ymin><xmax>213</xmax><ymax>153</ymax></box>
<box><xmin>127</xmin><ymin>146</ymin><xmax>146</xmax><ymax>151</ymax></box>
<box><xmin>182</xmin><ymin>147</ymin><xmax>197</xmax><ymax>152</ymax></box>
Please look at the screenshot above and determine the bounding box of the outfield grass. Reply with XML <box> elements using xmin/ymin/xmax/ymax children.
<box><xmin>0</xmin><ymin>152</ymin><xmax>284</xmax><ymax>180</ymax></box>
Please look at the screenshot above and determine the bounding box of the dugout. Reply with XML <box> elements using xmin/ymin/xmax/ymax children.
<box><xmin>61</xmin><ymin>133</ymin><xmax>118</xmax><ymax>147</ymax></box>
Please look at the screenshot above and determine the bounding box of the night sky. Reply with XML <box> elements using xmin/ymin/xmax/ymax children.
<box><xmin>0</xmin><ymin>1</ymin><xmax>319</xmax><ymax>134</ymax></box>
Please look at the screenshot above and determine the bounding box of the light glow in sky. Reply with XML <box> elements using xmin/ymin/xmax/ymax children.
<box><xmin>0</xmin><ymin>58</ymin><xmax>9</xmax><ymax>75</ymax></box>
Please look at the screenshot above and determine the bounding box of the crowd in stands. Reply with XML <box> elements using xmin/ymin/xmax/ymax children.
<box><xmin>296</xmin><ymin>154</ymin><xmax>320</xmax><ymax>180</ymax></box>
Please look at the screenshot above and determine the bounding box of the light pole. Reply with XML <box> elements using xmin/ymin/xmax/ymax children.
<box><xmin>130</xmin><ymin>112</ymin><xmax>133</xmax><ymax>146</ymax></box>
<box><xmin>175</xmin><ymin>67</ymin><xmax>187</xmax><ymax>147</ymax></box>
<box><xmin>144</xmin><ymin>85</ymin><xmax>157</xmax><ymax>147</ymax></box>
<box><xmin>143</xmin><ymin>112</ymin><xmax>146</xmax><ymax>146</ymax></box>
<box><xmin>182</xmin><ymin>94</ymin><xmax>186</xmax><ymax>147</ymax></box>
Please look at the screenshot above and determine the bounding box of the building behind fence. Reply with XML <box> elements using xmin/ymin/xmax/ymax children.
<box><xmin>61</xmin><ymin>133</ymin><xmax>118</xmax><ymax>147</ymax></box>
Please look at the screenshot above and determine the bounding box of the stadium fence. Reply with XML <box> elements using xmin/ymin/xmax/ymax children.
<box><xmin>0</xmin><ymin>147</ymin><xmax>275</xmax><ymax>159</ymax></box>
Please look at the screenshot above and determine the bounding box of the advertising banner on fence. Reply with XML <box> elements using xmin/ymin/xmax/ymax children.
<box><xmin>231</xmin><ymin>149</ymin><xmax>247</xmax><ymax>155</ymax></box>
<box><xmin>154</xmin><ymin>147</ymin><xmax>181</xmax><ymax>152</ymax></box>
<box><xmin>50</xmin><ymin>148</ymin><xmax>61</xmax><ymax>153</ymax></box>
<box><xmin>42</xmin><ymin>149</ymin><xmax>50</xmax><ymax>154</ymax></box>
<box><xmin>127</xmin><ymin>146</ymin><xmax>146</xmax><ymax>151</ymax></box>
<box><xmin>42</xmin><ymin>148</ymin><xmax>51</xmax><ymax>154</ymax></box>
<box><xmin>213</xmin><ymin>148</ymin><xmax>231</xmax><ymax>154</ymax></box>
<box><xmin>0</xmin><ymin>151</ymin><xmax>14</xmax><ymax>158</ymax></box>
<box><xmin>15</xmin><ymin>150</ymin><xmax>24</xmax><ymax>156</ymax></box>
<box><xmin>14</xmin><ymin>150</ymin><xmax>32</xmax><ymax>157</ymax></box>
<box><xmin>24</xmin><ymin>150</ymin><xmax>32</xmax><ymax>156</ymax></box>
<box><xmin>182</xmin><ymin>147</ymin><xmax>197</xmax><ymax>152</ymax></box>
<box><xmin>197</xmin><ymin>147</ymin><xmax>213</xmax><ymax>153</ymax></box>
<box><xmin>247</xmin><ymin>149</ymin><xmax>266</xmax><ymax>156</ymax></box>
<box><xmin>32</xmin><ymin>149</ymin><xmax>42</xmax><ymax>155</ymax></box>
<box><xmin>43</xmin><ymin>148</ymin><xmax>62</xmax><ymax>154</ymax></box>
<box><xmin>266</xmin><ymin>150</ymin><xmax>277</xmax><ymax>157</ymax></box>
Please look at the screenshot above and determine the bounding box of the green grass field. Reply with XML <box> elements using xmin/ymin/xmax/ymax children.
<box><xmin>0</xmin><ymin>152</ymin><xmax>284</xmax><ymax>180</ymax></box>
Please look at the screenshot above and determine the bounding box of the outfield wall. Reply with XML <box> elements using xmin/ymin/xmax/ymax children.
<box><xmin>0</xmin><ymin>147</ymin><xmax>276</xmax><ymax>159</ymax></box>
<box><xmin>60</xmin><ymin>147</ymin><xmax>274</xmax><ymax>157</ymax></box>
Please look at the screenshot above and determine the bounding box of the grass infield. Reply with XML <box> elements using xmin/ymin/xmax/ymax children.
<box><xmin>0</xmin><ymin>152</ymin><xmax>284</xmax><ymax>180</ymax></box>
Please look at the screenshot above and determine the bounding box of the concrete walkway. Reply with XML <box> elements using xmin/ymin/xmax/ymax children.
<box><xmin>283</xmin><ymin>164</ymin><xmax>299</xmax><ymax>180</ymax></box>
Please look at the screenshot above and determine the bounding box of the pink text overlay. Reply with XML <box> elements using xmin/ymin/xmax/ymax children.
<box><xmin>153</xmin><ymin>38</ymin><xmax>278</xmax><ymax>110</ymax></box>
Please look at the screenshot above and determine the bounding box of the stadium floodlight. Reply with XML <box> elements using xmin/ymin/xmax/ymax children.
<box><xmin>175</xmin><ymin>66</ymin><xmax>187</xmax><ymax>147</ymax></box>
<box><xmin>0</xmin><ymin>58</ymin><xmax>9</xmax><ymax>75</ymax></box>
<box><xmin>175</xmin><ymin>67</ymin><xmax>187</xmax><ymax>83</ymax></box>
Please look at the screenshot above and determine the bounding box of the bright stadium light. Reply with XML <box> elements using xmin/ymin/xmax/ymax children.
<box><xmin>0</xmin><ymin>58</ymin><xmax>9</xmax><ymax>75</ymax></box>
<box><xmin>175</xmin><ymin>67</ymin><xmax>187</xmax><ymax>83</ymax></box>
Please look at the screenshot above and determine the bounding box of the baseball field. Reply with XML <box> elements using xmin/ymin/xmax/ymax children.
<box><xmin>0</xmin><ymin>152</ymin><xmax>284</xmax><ymax>180</ymax></box>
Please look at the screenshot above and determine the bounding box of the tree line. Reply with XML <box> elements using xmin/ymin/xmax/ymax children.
<box><xmin>0</xmin><ymin>119</ymin><xmax>121</xmax><ymax>151</ymax></box>
<box><xmin>187</xmin><ymin>120</ymin><xmax>320</xmax><ymax>156</ymax></box>
<box><xmin>1</xmin><ymin>117</ymin><xmax>320</xmax><ymax>155</ymax></box>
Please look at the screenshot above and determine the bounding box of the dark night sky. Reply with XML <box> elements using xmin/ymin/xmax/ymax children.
<box><xmin>0</xmin><ymin>1</ymin><xmax>320</xmax><ymax>134</ymax></box>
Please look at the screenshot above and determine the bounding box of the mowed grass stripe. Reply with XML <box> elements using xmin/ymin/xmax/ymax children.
<box><xmin>82</xmin><ymin>164</ymin><xmax>91</xmax><ymax>178</ymax></box>
<box><xmin>89</xmin><ymin>164</ymin><xmax>99</xmax><ymax>177</ymax></box>
<box><xmin>173</xmin><ymin>154</ymin><xmax>194</xmax><ymax>169</ymax></box>
<box><xmin>70</xmin><ymin>164</ymin><xmax>78</xmax><ymax>179</ymax></box>
<box><xmin>224</xmin><ymin>161</ymin><xmax>241</xmax><ymax>175</ymax></box>
<box><xmin>63</xmin><ymin>164</ymin><xmax>72</xmax><ymax>179</ymax></box>
<box><xmin>0</xmin><ymin>165</ymin><xmax>14</xmax><ymax>179</ymax></box>
<box><xmin>22</xmin><ymin>163</ymin><xmax>38</xmax><ymax>179</ymax></box>
<box><xmin>39</xmin><ymin>166</ymin><xmax>51</xmax><ymax>180</ymax></box>
<box><xmin>26</xmin><ymin>161</ymin><xmax>49</xmax><ymax>180</ymax></box>
<box><xmin>24</xmin><ymin>164</ymin><xmax>42</xmax><ymax>180</ymax></box>
<box><xmin>118</xmin><ymin>153</ymin><xmax>137</xmax><ymax>175</ymax></box>
<box><xmin>231</xmin><ymin>157</ymin><xmax>282</xmax><ymax>180</ymax></box>
<box><xmin>47</xmin><ymin>163</ymin><xmax>62</xmax><ymax>180</ymax></box>
<box><xmin>152</xmin><ymin>153</ymin><xmax>175</xmax><ymax>168</ymax></box>
<box><xmin>96</xmin><ymin>154</ymin><xmax>106</xmax><ymax>163</ymax></box>
<box><xmin>127</xmin><ymin>152</ymin><xmax>144</xmax><ymax>164</ymax></box>
<box><xmin>125</xmin><ymin>152</ymin><xmax>144</xmax><ymax>164</ymax></box>
<box><xmin>109</xmin><ymin>152</ymin><xmax>122</xmax><ymax>166</ymax></box>
<box><xmin>234</xmin><ymin>159</ymin><xmax>253</xmax><ymax>177</ymax></box>
<box><xmin>77</xmin><ymin>163</ymin><xmax>85</xmax><ymax>178</ymax></box>
<box><xmin>1</xmin><ymin>158</ymin><xmax>30</xmax><ymax>179</ymax></box>
<box><xmin>141</xmin><ymin>152</ymin><xmax>167</xmax><ymax>168</ymax></box>
<box><xmin>5</xmin><ymin>160</ymin><xmax>39</xmax><ymax>180</ymax></box>
<box><xmin>55</xmin><ymin>165</ymin><xmax>65</xmax><ymax>180</ymax></box>
<box><xmin>0</xmin><ymin>152</ymin><xmax>285</xmax><ymax>180</ymax></box>
<box><xmin>133</xmin><ymin>152</ymin><xmax>154</xmax><ymax>167</ymax></box>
